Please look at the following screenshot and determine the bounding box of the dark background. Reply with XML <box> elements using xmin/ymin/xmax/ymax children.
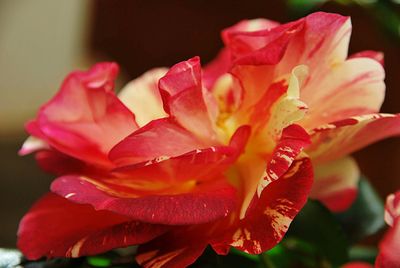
<box><xmin>1</xmin><ymin>0</ymin><xmax>400</xmax><ymax>247</ymax></box>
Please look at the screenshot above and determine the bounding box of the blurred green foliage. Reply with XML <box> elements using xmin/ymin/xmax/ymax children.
<box><xmin>287</xmin><ymin>0</ymin><xmax>400</xmax><ymax>40</ymax></box>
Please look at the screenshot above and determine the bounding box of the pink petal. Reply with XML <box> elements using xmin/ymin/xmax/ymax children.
<box><xmin>159</xmin><ymin>57</ymin><xmax>217</xmax><ymax>141</ymax></box>
<box><xmin>310</xmin><ymin>157</ymin><xmax>360</xmax><ymax>212</ymax></box>
<box><xmin>51</xmin><ymin>175</ymin><xmax>237</xmax><ymax>225</ymax></box>
<box><xmin>307</xmin><ymin>114</ymin><xmax>400</xmax><ymax>164</ymax></box>
<box><xmin>18</xmin><ymin>193</ymin><xmax>166</xmax><ymax>260</ymax></box>
<box><xmin>222</xmin><ymin>18</ymin><xmax>302</xmax><ymax>66</ymax></box>
<box><xmin>118</xmin><ymin>68</ymin><xmax>168</xmax><ymax>126</ymax></box>
<box><xmin>26</xmin><ymin>63</ymin><xmax>138</xmax><ymax>166</ymax></box>
<box><xmin>109</xmin><ymin>118</ymin><xmax>206</xmax><ymax>167</ymax></box>
<box><xmin>384</xmin><ymin>191</ymin><xmax>400</xmax><ymax>227</ymax></box>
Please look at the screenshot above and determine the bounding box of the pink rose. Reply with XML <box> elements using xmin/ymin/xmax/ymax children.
<box><xmin>17</xmin><ymin>12</ymin><xmax>400</xmax><ymax>268</ymax></box>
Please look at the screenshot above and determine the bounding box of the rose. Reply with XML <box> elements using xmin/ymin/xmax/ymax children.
<box><xmin>374</xmin><ymin>191</ymin><xmax>400</xmax><ymax>267</ymax></box>
<box><xmin>203</xmin><ymin>11</ymin><xmax>400</xmax><ymax>212</ymax></box>
<box><xmin>18</xmin><ymin>43</ymin><xmax>312</xmax><ymax>268</ymax></box>
<box><xmin>341</xmin><ymin>191</ymin><xmax>400</xmax><ymax>268</ymax></box>
<box><xmin>17</xmin><ymin>12</ymin><xmax>400</xmax><ymax>268</ymax></box>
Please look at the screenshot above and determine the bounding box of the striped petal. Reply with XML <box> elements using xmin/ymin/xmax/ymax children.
<box><xmin>310</xmin><ymin>157</ymin><xmax>360</xmax><ymax>212</ymax></box>
<box><xmin>229</xmin><ymin>157</ymin><xmax>313</xmax><ymax>254</ymax></box>
<box><xmin>307</xmin><ymin>114</ymin><xmax>400</xmax><ymax>164</ymax></box>
<box><xmin>300</xmin><ymin>57</ymin><xmax>385</xmax><ymax>129</ymax></box>
<box><xmin>18</xmin><ymin>193</ymin><xmax>166</xmax><ymax>260</ymax></box>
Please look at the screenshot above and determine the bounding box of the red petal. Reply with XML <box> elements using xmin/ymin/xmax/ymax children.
<box><xmin>113</xmin><ymin>126</ymin><xmax>250</xmax><ymax>185</ymax></box>
<box><xmin>159</xmin><ymin>57</ymin><xmax>217</xmax><ymax>141</ymax></box>
<box><xmin>229</xmin><ymin>157</ymin><xmax>313</xmax><ymax>254</ymax></box>
<box><xmin>136</xmin><ymin>231</ymin><xmax>207</xmax><ymax>268</ymax></box>
<box><xmin>51</xmin><ymin>175</ymin><xmax>237</xmax><ymax>225</ymax></box>
<box><xmin>258</xmin><ymin>124</ymin><xmax>311</xmax><ymax>195</ymax></box>
<box><xmin>18</xmin><ymin>193</ymin><xmax>166</xmax><ymax>260</ymax></box>
<box><xmin>27</xmin><ymin>63</ymin><xmax>138</xmax><ymax>166</ymax></box>
<box><xmin>307</xmin><ymin>114</ymin><xmax>400</xmax><ymax>164</ymax></box>
<box><xmin>109</xmin><ymin>118</ymin><xmax>205</xmax><ymax>166</ymax></box>
<box><xmin>376</xmin><ymin>218</ymin><xmax>400</xmax><ymax>268</ymax></box>
<box><xmin>222</xmin><ymin>18</ymin><xmax>302</xmax><ymax>66</ymax></box>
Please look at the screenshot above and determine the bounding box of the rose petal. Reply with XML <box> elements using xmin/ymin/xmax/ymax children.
<box><xmin>384</xmin><ymin>191</ymin><xmax>400</xmax><ymax>227</ymax></box>
<box><xmin>229</xmin><ymin>157</ymin><xmax>313</xmax><ymax>254</ymax></box>
<box><xmin>159</xmin><ymin>57</ymin><xmax>217</xmax><ymax>141</ymax></box>
<box><xmin>26</xmin><ymin>63</ymin><xmax>138</xmax><ymax>166</ymax></box>
<box><xmin>109</xmin><ymin>118</ymin><xmax>206</xmax><ymax>166</ymax></box>
<box><xmin>118</xmin><ymin>68</ymin><xmax>168</xmax><ymax>126</ymax></box>
<box><xmin>300</xmin><ymin>57</ymin><xmax>385</xmax><ymax>129</ymax></box>
<box><xmin>307</xmin><ymin>114</ymin><xmax>400</xmax><ymax>164</ymax></box>
<box><xmin>136</xmin><ymin>231</ymin><xmax>207</xmax><ymax>268</ymax></box>
<box><xmin>51</xmin><ymin>175</ymin><xmax>237</xmax><ymax>225</ymax></box>
<box><xmin>18</xmin><ymin>193</ymin><xmax>166</xmax><ymax>260</ymax></box>
<box><xmin>350</xmin><ymin>50</ymin><xmax>384</xmax><ymax>66</ymax></box>
<box><xmin>310</xmin><ymin>157</ymin><xmax>360</xmax><ymax>212</ymax></box>
<box><xmin>376</xmin><ymin>218</ymin><xmax>400</xmax><ymax>268</ymax></box>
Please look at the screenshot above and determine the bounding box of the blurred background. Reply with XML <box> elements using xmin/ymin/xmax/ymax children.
<box><xmin>1</xmin><ymin>0</ymin><xmax>400</xmax><ymax>247</ymax></box>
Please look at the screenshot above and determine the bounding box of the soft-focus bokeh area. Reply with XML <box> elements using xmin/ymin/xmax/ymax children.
<box><xmin>1</xmin><ymin>0</ymin><xmax>399</xmax><ymax>247</ymax></box>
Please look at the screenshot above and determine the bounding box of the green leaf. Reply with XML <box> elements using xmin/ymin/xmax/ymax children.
<box><xmin>348</xmin><ymin>246</ymin><xmax>378</xmax><ymax>264</ymax></box>
<box><xmin>286</xmin><ymin>0</ymin><xmax>327</xmax><ymax>14</ymax></box>
<box><xmin>286</xmin><ymin>199</ymin><xmax>349</xmax><ymax>266</ymax></box>
<box><xmin>335</xmin><ymin>177</ymin><xmax>385</xmax><ymax>243</ymax></box>
<box><xmin>87</xmin><ymin>256</ymin><xmax>112</xmax><ymax>267</ymax></box>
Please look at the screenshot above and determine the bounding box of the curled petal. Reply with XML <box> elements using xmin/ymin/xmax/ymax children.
<box><xmin>25</xmin><ymin>63</ymin><xmax>138</xmax><ymax>166</ymax></box>
<box><xmin>307</xmin><ymin>114</ymin><xmax>400</xmax><ymax>164</ymax></box>
<box><xmin>159</xmin><ymin>57</ymin><xmax>217</xmax><ymax>141</ymax></box>
<box><xmin>18</xmin><ymin>193</ymin><xmax>166</xmax><ymax>260</ymax></box>
<box><xmin>109</xmin><ymin>118</ymin><xmax>205</xmax><ymax>166</ymax></box>
<box><xmin>384</xmin><ymin>191</ymin><xmax>400</xmax><ymax>227</ymax></box>
<box><xmin>118</xmin><ymin>68</ymin><xmax>168</xmax><ymax>126</ymax></box>
<box><xmin>310</xmin><ymin>157</ymin><xmax>360</xmax><ymax>212</ymax></box>
<box><xmin>51</xmin><ymin>175</ymin><xmax>237</xmax><ymax>225</ymax></box>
